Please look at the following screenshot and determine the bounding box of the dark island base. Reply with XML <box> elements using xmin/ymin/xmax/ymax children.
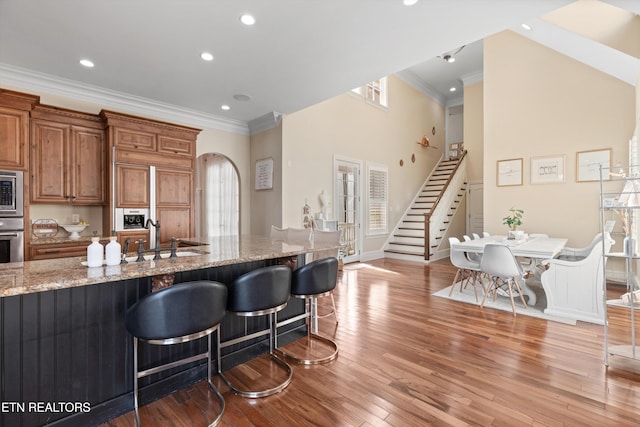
<box><xmin>0</xmin><ymin>256</ymin><xmax>307</xmax><ymax>427</ymax></box>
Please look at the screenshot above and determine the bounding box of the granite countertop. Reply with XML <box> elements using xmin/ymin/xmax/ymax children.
<box><xmin>1</xmin><ymin>235</ymin><xmax>334</xmax><ymax>297</ymax></box>
<box><xmin>29</xmin><ymin>235</ymin><xmax>102</xmax><ymax>245</ymax></box>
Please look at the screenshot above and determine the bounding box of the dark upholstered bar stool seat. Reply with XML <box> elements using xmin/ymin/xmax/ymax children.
<box><xmin>276</xmin><ymin>257</ymin><xmax>339</xmax><ymax>365</ymax></box>
<box><xmin>218</xmin><ymin>265</ymin><xmax>293</xmax><ymax>398</ymax></box>
<box><xmin>125</xmin><ymin>281</ymin><xmax>227</xmax><ymax>426</ymax></box>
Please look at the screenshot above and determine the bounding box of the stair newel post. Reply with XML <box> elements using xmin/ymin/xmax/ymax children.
<box><xmin>424</xmin><ymin>213</ymin><xmax>431</xmax><ymax>261</ymax></box>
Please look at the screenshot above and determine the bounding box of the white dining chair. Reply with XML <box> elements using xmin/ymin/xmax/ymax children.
<box><xmin>482</xmin><ymin>231</ymin><xmax>490</xmax><ymax>238</ymax></box>
<box><xmin>448</xmin><ymin>237</ymin><xmax>484</xmax><ymax>302</ymax></box>
<box><xmin>287</xmin><ymin>227</ymin><xmax>312</xmax><ymax>244</ymax></box>
<box><xmin>480</xmin><ymin>243</ymin><xmax>528</xmax><ymax>316</ymax></box>
<box><xmin>270</xmin><ymin>225</ymin><xmax>288</xmax><ymax>241</ymax></box>
<box><xmin>472</xmin><ymin>233</ymin><xmax>480</xmax><ymax>239</ymax></box>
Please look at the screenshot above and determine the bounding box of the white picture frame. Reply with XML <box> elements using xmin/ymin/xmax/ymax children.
<box><xmin>531</xmin><ymin>155</ymin><xmax>565</xmax><ymax>184</ymax></box>
<box><xmin>496</xmin><ymin>158</ymin><xmax>523</xmax><ymax>187</ymax></box>
<box><xmin>577</xmin><ymin>148</ymin><xmax>611</xmax><ymax>182</ymax></box>
<box><xmin>255</xmin><ymin>157</ymin><xmax>274</xmax><ymax>190</ymax></box>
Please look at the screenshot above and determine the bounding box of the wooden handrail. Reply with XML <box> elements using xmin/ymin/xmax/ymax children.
<box><xmin>424</xmin><ymin>150</ymin><xmax>467</xmax><ymax>260</ymax></box>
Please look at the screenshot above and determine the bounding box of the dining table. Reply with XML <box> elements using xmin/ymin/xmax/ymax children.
<box><xmin>451</xmin><ymin>234</ymin><xmax>568</xmax><ymax>305</ymax></box>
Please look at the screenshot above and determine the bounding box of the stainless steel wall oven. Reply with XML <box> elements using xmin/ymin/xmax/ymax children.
<box><xmin>0</xmin><ymin>170</ymin><xmax>24</xmax><ymax>263</ymax></box>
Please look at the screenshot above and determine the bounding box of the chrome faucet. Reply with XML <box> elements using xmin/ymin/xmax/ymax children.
<box><xmin>145</xmin><ymin>219</ymin><xmax>162</xmax><ymax>260</ymax></box>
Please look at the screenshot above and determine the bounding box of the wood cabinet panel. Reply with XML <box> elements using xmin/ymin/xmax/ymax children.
<box><xmin>0</xmin><ymin>107</ymin><xmax>29</xmax><ymax>170</ymax></box>
<box><xmin>157</xmin><ymin>207</ymin><xmax>191</xmax><ymax>243</ymax></box>
<box><xmin>115</xmin><ymin>164</ymin><xmax>149</xmax><ymax>207</ymax></box>
<box><xmin>113</xmin><ymin>128</ymin><xmax>156</xmax><ymax>151</ymax></box>
<box><xmin>30</xmin><ymin>242</ymin><xmax>87</xmax><ymax>260</ymax></box>
<box><xmin>117</xmin><ymin>230</ymin><xmax>149</xmax><ymax>254</ymax></box>
<box><xmin>74</xmin><ymin>128</ymin><xmax>106</xmax><ymax>204</ymax></box>
<box><xmin>156</xmin><ymin>169</ymin><xmax>192</xmax><ymax>207</ymax></box>
<box><xmin>115</xmin><ymin>149</ymin><xmax>193</xmax><ymax>169</ymax></box>
<box><xmin>30</xmin><ymin>120</ymin><xmax>68</xmax><ymax>202</ymax></box>
<box><xmin>158</xmin><ymin>136</ymin><xmax>194</xmax><ymax>157</ymax></box>
<box><xmin>30</xmin><ymin>106</ymin><xmax>106</xmax><ymax>205</ymax></box>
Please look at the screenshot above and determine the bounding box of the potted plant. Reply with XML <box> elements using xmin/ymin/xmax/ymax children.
<box><xmin>503</xmin><ymin>207</ymin><xmax>524</xmax><ymax>239</ymax></box>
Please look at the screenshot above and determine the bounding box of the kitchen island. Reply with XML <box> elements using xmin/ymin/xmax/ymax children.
<box><xmin>0</xmin><ymin>235</ymin><xmax>334</xmax><ymax>427</ymax></box>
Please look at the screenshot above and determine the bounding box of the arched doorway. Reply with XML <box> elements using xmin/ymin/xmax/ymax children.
<box><xmin>196</xmin><ymin>153</ymin><xmax>240</xmax><ymax>237</ymax></box>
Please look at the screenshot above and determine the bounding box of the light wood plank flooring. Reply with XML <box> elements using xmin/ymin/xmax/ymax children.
<box><xmin>101</xmin><ymin>258</ymin><xmax>640</xmax><ymax>426</ymax></box>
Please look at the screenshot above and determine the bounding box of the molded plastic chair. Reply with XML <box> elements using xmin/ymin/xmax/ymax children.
<box><xmin>276</xmin><ymin>257</ymin><xmax>339</xmax><ymax>365</ymax></box>
<box><xmin>125</xmin><ymin>281</ymin><xmax>228</xmax><ymax>426</ymax></box>
<box><xmin>218</xmin><ymin>265</ymin><xmax>293</xmax><ymax>398</ymax></box>
<box><xmin>480</xmin><ymin>244</ymin><xmax>528</xmax><ymax>316</ymax></box>
<box><xmin>448</xmin><ymin>237</ymin><xmax>484</xmax><ymax>302</ymax></box>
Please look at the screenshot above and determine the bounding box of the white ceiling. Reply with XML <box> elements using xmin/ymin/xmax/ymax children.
<box><xmin>0</xmin><ymin>0</ymin><xmax>636</xmax><ymax>134</ymax></box>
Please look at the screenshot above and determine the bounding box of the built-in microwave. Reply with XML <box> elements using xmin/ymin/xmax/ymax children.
<box><xmin>115</xmin><ymin>208</ymin><xmax>149</xmax><ymax>231</ymax></box>
<box><xmin>0</xmin><ymin>170</ymin><xmax>23</xmax><ymax>218</ymax></box>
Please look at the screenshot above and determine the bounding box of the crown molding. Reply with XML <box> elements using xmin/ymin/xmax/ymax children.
<box><xmin>248</xmin><ymin>111</ymin><xmax>282</xmax><ymax>135</ymax></box>
<box><xmin>461</xmin><ymin>71</ymin><xmax>483</xmax><ymax>86</ymax></box>
<box><xmin>0</xmin><ymin>63</ymin><xmax>250</xmax><ymax>135</ymax></box>
<box><xmin>394</xmin><ymin>69</ymin><xmax>445</xmax><ymax>106</ymax></box>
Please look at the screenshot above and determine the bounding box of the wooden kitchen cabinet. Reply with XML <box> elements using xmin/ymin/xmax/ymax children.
<box><xmin>156</xmin><ymin>168</ymin><xmax>193</xmax><ymax>244</ymax></box>
<box><xmin>117</xmin><ymin>230</ymin><xmax>149</xmax><ymax>255</ymax></box>
<box><xmin>156</xmin><ymin>168</ymin><xmax>192</xmax><ymax>206</ymax></box>
<box><xmin>0</xmin><ymin>90</ymin><xmax>39</xmax><ymax>170</ymax></box>
<box><xmin>115</xmin><ymin>164</ymin><xmax>150</xmax><ymax>208</ymax></box>
<box><xmin>30</xmin><ymin>241</ymin><xmax>90</xmax><ymax>260</ymax></box>
<box><xmin>30</xmin><ymin>106</ymin><xmax>106</xmax><ymax>205</ymax></box>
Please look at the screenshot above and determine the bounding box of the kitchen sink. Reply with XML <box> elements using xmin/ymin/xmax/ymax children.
<box><xmin>83</xmin><ymin>250</ymin><xmax>206</xmax><ymax>266</ymax></box>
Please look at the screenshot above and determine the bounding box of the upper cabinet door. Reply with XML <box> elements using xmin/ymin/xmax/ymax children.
<box><xmin>116</xmin><ymin>163</ymin><xmax>149</xmax><ymax>208</ymax></box>
<box><xmin>73</xmin><ymin>127</ymin><xmax>106</xmax><ymax>205</ymax></box>
<box><xmin>0</xmin><ymin>107</ymin><xmax>29</xmax><ymax>170</ymax></box>
<box><xmin>30</xmin><ymin>119</ymin><xmax>69</xmax><ymax>203</ymax></box>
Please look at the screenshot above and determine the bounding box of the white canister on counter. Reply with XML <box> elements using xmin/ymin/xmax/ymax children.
<box><xmin>105</xmin><ymin>236</ymin><xmax>122</xmax><ymax>266</ymax></box>
<box><xmin>87</xmin><ymin>237</ymin><xmax>104</xmax><ymax>267</ymax></box>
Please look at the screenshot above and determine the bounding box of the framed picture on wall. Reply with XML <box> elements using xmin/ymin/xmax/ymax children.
<box><xmin>576</xmin><ymin>148</ymin><xmax>612</xmax><ymax>182</ymax></box>
<box><xmin>496</xmin><ymin>158</ymin><xmax>523</xmax><ymax>187</ymax></box>
<box><xmin>531</xmin><ymin>155</ymin><xmax>565</xmax><ymax>184</ymax></box>
<box><xmin>255</xmin><ymin>157</ymin><xmax>274</xmax><ymax>190</ymax></box>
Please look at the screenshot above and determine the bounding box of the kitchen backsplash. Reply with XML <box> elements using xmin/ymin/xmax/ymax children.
<box><xmin>30</xmin><ymin>205</ymin><xmax>103</xmax><ymax>238</ymax></box>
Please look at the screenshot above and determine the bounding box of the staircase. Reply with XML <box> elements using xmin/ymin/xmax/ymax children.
<box><xmin>384</xmin><ymin>154</ymin><xmax>467</xmax><ymax>263</ymax></box>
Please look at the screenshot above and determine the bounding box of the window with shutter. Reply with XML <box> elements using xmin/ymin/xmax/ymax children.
<box><xmin>367</xmin><ymin>163</ymin><xmax>388</xmax><ymax>235</ymax></box>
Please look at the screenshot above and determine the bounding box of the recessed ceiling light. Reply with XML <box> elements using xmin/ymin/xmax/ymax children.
<box><xmin>240</xmin><ymin>14</ymin><xmax>255</xmax><ymax>25</ymax></box>
<box><xmin>449</xmin><ymin>87</ymin><xmax>457</xmax><ymax>92</ymax></box>
<box><xmin>521</xmin><ymin>23</ymin><xmax>532</xmax><ymax>31</ymax></box>
<box><xmin>233</xmin><ymin>94</ymin><xmax>251</xmax><ymax>101</ymax></box>
<box><xmin>221</xmin><ymin>105</ymin><xmax>230</xmax><ymax>111</ymax></box>
<box><xmin>200</xmin><ymin>52</ymin><xmax>214</xmax><ymax>61</ymax></box>
<box><xmin>79</xmin><ymin>59</ymin><xmax>94</xmax><ymax>68</ymax></box>
<box><xmin>403</xmin><ymin>0</ymin><xmax>419</xmax><ymax>5</ymax></box>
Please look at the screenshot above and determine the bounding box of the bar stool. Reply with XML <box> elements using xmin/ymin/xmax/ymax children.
<box><xmin>276</xmin><ymin>257</ymin><xmax>339</xmax><ymax>365</ymax></box>
<box><xmin>125</xmin><ymin>281</ymin><xmax>227</xmax><ymax>426</ymax></box>
<box><xmin>218</xmin><ymin>265</ymin><xmax>293</xmax><ymax>398</ymax></box>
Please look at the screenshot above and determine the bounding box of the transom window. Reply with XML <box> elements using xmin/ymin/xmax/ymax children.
<box><xmin>352</xmin><ymin>77</ymin><xmax>388</xmax><ymax>108</ymax></box>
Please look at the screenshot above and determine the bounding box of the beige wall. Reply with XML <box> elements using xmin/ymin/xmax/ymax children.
<box><xmin>463</xmin><ymin>82</ymin><xmax>484</xmax><ymax>183</ymax></box>
<box><xmin>249</xmin><ymin>123</ymin><xmax>283</xmax><ymax>235</ymax></box>
<box><xmin>484</xmin><ymin>30</ymin><xmax>636</xmax><ymax>247</ymax></box>
<box><xmin>281</xmin><ymin>76</ymin><xmax>445</xmax><ymax>254</ymax></box>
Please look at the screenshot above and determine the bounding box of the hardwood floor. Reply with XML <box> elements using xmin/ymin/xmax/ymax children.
<box><xmin>101</xmin><ymin>258</ymin><xmax>640</xmax><ymax>426</ymax></box>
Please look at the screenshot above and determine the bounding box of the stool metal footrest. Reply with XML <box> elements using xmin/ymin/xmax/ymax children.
<box><xmin>275</xmin><ymin>332</ymin><xmax>338</xmax><ymax>365</ymax></box>
<box><xmin>219</xmin><ymin>352</ymin><xmax>293</xmax><ymax>398</ymax></box>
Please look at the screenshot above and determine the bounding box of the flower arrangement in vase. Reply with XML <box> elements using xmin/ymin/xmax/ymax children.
<box><xmin>503</xmin><ymin>207</ymin><xmax>524</xmax><ymax>240</ymax></box>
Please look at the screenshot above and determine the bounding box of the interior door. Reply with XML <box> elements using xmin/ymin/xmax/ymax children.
<box><xmin>467</xmin><ymin>182</ymin><xmax>484</xmax><ymax>236</ymax></box>
<box><xmin>334</xmin><ymin>158</ymin><xmax>361</xmax><ymax>263</ymax></box>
